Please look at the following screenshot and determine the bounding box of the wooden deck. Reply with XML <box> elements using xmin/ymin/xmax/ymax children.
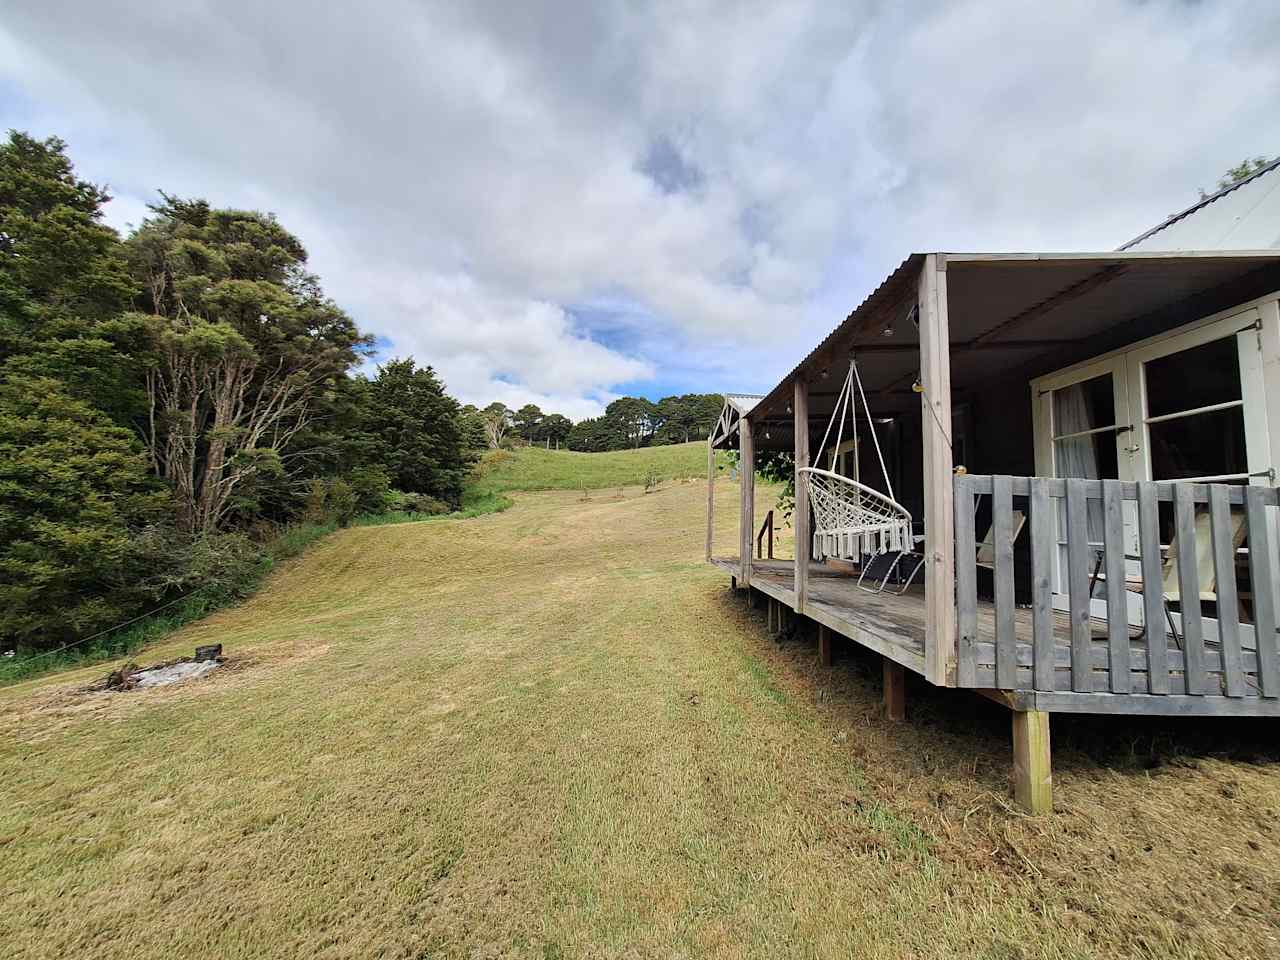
<box><xmin>712</xmin><ymin>555</ymin><xmax>1280</xmax><ymax>716</ymax></box>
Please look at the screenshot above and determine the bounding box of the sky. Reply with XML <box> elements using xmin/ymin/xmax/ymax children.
<box><xmin>2</xmin><ymin>0</ymin><xmax>1278</xmax><ymax>419</ymax></box>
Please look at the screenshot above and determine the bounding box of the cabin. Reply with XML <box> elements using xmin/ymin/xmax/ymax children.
<box><xmin>706</xmin><ymin>248</ymin><xmax>1280</xmax><ymax>814</ymax></box>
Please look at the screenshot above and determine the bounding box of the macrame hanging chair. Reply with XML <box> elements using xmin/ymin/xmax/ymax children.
<box><xmin>798</xmin><ymin>357</ymin><xmax>914</xmax><ymax>561</ymax></box>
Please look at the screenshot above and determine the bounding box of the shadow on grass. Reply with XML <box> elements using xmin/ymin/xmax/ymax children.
<box><xmin>712</xmin><ymin>585</ymin><xmax>1280</xmax><ymax>792</ymax></box>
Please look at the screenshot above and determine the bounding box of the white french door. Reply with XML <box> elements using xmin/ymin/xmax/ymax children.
<box><xmin>1033</xmin><ymin>306</ymin><xmax>1273</xmax><ymax>624</ymax></box>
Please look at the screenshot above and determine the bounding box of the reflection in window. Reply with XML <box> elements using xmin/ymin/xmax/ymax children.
<box><xmin>1144</xmin><ymin>336</ymin><xmax>1240</xmax><ymax>418</ymax></box>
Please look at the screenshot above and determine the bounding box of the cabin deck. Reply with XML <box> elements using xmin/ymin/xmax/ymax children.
<box><xmin>712</xmin><ymin>555</ymin><xmax>1280</xmax><ymax>716</ymax></box>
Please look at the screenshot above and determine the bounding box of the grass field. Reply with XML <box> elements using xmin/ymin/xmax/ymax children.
<box><xmin>2</xmin><ymin>470</ymin><xmax>1279</xmax><ymax>958</ymax></box>
<box><xmin>469</xmin><ymin>440</ymin><xmax>720</xmax><ymax>497</ymax></box>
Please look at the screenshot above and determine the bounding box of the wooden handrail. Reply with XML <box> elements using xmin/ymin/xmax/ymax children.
<box><xmin>952</xmin><ymin>473</ymin><xmax>1279</xmax><ymax>702</ymax></box>
<box><xmin>756</xmin><ymin>509</ymin><xmax>774</xmax><ymax>560</ymax></box>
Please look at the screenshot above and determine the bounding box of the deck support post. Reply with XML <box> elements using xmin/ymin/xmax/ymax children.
<box><xmin>705</xmin><ymin>438</ymin><xmax>715</xmax><ymax>562</ymax></box>
<box><xmin>917</xmin><ymin>254</ymin><xmax>956</xmax><ymax>687</ymax></box>
<box><xmin>794</xmin><ymin>378</ymin><xmax>810</xmax><ymax>615</ymax></box>
<box><xmin>739</xmin><ymin>416</ymin><xmax>755</xmax><ymax>588</ymax></box>
<box><xmin>1012</xmin><ymin>710</ymin><xmax>1052</xmax><ymax>815</ymax></box>
<box><xmin>883</xmin><ymin>658</ymin><xmax>906</xmax><ymax>721</ymax></box>
<box><xmin>818</xmin><ymin>624</ymin><xmax>832</xmax><ymax>666</ymax></box>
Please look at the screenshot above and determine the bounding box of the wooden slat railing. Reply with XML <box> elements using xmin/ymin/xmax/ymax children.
<box><xmin>755</xmin><ymin>509</ymin><xmax>774</xmax><ymax>560</ymax></box>
<box><xmin>953</xmin><ymin>474</ymin><xmax>1280</xmax><ymax>700</ymax></box>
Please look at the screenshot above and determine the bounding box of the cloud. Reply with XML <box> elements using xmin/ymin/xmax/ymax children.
<box><xmin>2</xmin><ymin>0</ymin><xmax>1278</xmax><ymax>413</ymax></box>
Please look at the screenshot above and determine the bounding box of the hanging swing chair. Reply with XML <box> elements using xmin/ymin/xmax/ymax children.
<box><xmin>798</xmin><ymin>357</ymin><xmax>918</xmax><ymax>589</ymax></box>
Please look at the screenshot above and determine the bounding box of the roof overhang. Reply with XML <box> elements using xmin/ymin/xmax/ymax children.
<box><xmin>710</xmin><ymin>393</ymin><xmax>762</xmax><ymax>449</ymax></box>
<box><xmin>748</xmin><ymin>250</ymin><xmax>1280</xmax><ymax>451</ymax></box>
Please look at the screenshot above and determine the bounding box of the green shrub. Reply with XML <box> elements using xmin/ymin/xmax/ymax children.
<box><xmin>347</xmin><ymin>466</ymin><xmax>391</xmax><ymax>516</ymax></box>
<box><xmin>327</xmin><ymin>478</ymin><xmax>358</xmax><ymax>527</ymax></box>
<box><xmin>301</xmin><ymin>478</ymin><xmax>329</xmax><ymax>523</ymax></box>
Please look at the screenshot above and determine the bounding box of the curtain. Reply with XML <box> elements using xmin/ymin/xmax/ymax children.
<box><xmin>1053</xmin><ymin>383</ymin><xmax>1105</xmax><ymax>549</ymax></box>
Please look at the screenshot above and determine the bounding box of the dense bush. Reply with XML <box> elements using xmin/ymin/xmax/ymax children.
<box><xmin>0</xmin><ymin>132</ymin><xmax>494</xmax><ymax>656</ymax></box>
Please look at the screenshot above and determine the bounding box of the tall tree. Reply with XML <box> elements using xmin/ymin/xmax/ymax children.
<box><xmin>481</xmin><ymin>401</ymin><xmax>512</xmax><ymax>448</ymax></box>
<box><xmin>457</xmin><ymin>404</ymin><xmax>488</xmax><ymax>450</ymax></box>
<box><xmin>0</xmin><ymin>132</ymin><xmax>141</xmax><ymax>422</ymax></box>
<box><xmin>126</xmin><ymin>197</ymin><xmax>370</xmax><ymax>533</ymax></box>
<box><xmin>0</xmin><ymin>376</ymin><xmax>169</xmax><ymax>649</ymax></box>
<box><xmin>605</xmin><ymin>396</ymin><xmax>655</xmax><ymax>448</ymax></box>
<box><xmin>361</xmin><ymin>358</ymin><xmax>471</xmax><ymax>505</ymax></box>
<box><xmin>513</xmin><ymin>403</ymin><xmax>544</xmax><ymax>441</ymax></box>
<box><xmin>540</xmin><ymin>413</ymin><xmax>572</xmax><ymax>447</ymax></box>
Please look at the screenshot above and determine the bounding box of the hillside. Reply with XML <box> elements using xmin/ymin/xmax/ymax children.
<box><xmin>468</xmin><ymin>440</ymin><xmax>721</xmax><ymax>497</ymax></box>
<box><xmin>2</xmin><ymin>477</ymin><xmax>1277</xmax><ymax>958</ymax></box>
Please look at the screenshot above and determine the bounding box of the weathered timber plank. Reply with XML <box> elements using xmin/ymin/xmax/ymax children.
<box><xmin>1029</xmin><ymin>477</ymin><xmax>1055</xmax><ymax>691</ymax></box>
<box><xmin>1208</xmin><ymin>485</ymin><xmax>1245</xmax><ymax>697</ymax></box>
<box><xmin>953</xmin><ymin>474</ymin><xmax>979</xmax><ymax>687</ymax></box>
<box><xmin>1026</xmin><ymin>691</ymin><xmax>1280</xmax><ymax>717</ymax></box>
<box><xmin>1065</xmin><ymin>479</ymin><xmax>1092</xmax><ymax>692</ymax></box>
<box><xmin>1137</xmin><ymin>482</ymin><xmax>1170</xmax><ymax>694</ymax></box>
<box><xmin>883</xmin><ymin>658</ymin><xmax>906</xmax><ymax>721</ymax></box>
<box><xmin>965</xmin><ymin>475</ymin><xmax>1278</xmax><ymax>506</ymax></box>
<box><xmin>1174</xmin><ymin>483</ymin><xmax>1208</xmax><ymax>694</ymax></box>
<box><xmin>917</xmin><ymin>254</ymin><xmax>956</xmax><ymax>687</ymax></box>
<box><xmin>972</xmin><ymin>639</ymin><xmax>1260</xmax><ymax>675</ymax></box>
<box><xmin>1103</xmin><ymin>481</ymin><xmax>1130</xmax><ymax>693</ymax></box>
<box><xmin>1245</xmin><ymin>487</ymin><xmax>1280</xmax><ymax>697</ymax></box>
<box><xmin>993</xmin><ymin>475</ymin><xmax>1018</xmax><ymax>688</ymax></box>
<box><xmin>793</xmin><ymin>379</ymin><xmax>810</xmax><ymax>613</ymax></box>
<box><xmin>705</xmin><ymin>439</ymin><xmax>715</xmax><ymax>562</ymax></box>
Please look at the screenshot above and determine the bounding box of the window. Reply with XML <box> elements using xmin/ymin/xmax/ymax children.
<box><xmin>1141</xmin><ymin>336</ymin><xmax>1247</xmax><ymax>482</ymax></box>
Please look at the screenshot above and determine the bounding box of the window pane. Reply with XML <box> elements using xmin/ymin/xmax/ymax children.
<box><xmin>1148</xmin><ymin>407</ymin><xmax>1246</xmax><ymax>480</ymax></box>
<box><xmin>1051</xmin><ymin>373</ymin><xmax>1114</xmax><ymax>437</ymax></box>
<box><xmin>1144</xmin><ymin>336</ymin><xmax>1240</xmax><ymax>418</ymax></box>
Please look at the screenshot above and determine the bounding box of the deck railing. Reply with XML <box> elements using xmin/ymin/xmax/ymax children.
<box><xmin>953</xmin><ymin>474</ymin><xmax>1280</xmax><ymax>699</ymax></box>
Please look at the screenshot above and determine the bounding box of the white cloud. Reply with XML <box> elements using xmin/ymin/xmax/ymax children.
<box><xmin>2</xmin><ymin>0</ymin><xmax>1278</xmax><ymax>412</ymax></box>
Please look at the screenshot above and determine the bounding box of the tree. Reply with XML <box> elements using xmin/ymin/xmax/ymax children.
<box><xmin>567</xmin><ymin>415</ymin><xmax>625</xmax><ymax>451</ymax></box>
<box><xmin>126</xmin><ymin>197</ymin><xmax>370</xmax><ymax>533</ymax></box>
<box><xmin>1201</xmin><ymin>156</ymin><xmax>1275</xmax><ymax>198</ymax></box>
<box><xmin>513</xmin><ymin>403</ymin><xmax>544</xmax><ymax>441</ymax></box>
<box><xmin>540</xmin><ymin>413</ymin><xmax>572</xmax><ymax>447</ymax></box>
<box><xmin>360</xmin><ymin>357</ymin><xmax>471</xmax><ymax>505</ymax></box>
<box><xmin>605</xmin><ymin>396</ymin><xmax>655</xmax><ymax>448</ymax></box>
<box><xmin>457</xmin><ymin>404</ymin><xmax>488</xmax><ymax>450</ymax></box>
<box><xmin>0</xmin><ymin>376</ymin><xmax>169</xmax><ymax>650</ymax></box>
<box><xmin>481</xmin><ymin>401</ymin><xmax>512</xmax><ymax>448</ymax></box>
<box><xmin>0</xmin><ymin>132</ymin><xmax>142</xmax><ymax>423</ymax></box>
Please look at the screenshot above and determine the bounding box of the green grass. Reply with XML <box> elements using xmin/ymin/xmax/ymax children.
<box><xmin>468</xmin><ymin>440</ymin><xmax>720</xmax><ymax>498</ymax></box>
<box><xmin>2</xmin><ymin>480</ymin><xmax>1278</xmax><ymax>958</ymax></box>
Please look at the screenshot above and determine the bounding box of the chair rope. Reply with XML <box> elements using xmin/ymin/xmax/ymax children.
<box><xmin>800</xmin><ymin>467</ymin><xmax>914</xmax><ymax>561</ymax></box>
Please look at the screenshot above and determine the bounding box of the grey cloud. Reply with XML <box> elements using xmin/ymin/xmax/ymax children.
<box><xmin>1</xmin><ymin>0</ymin><xmax>1277</xmax><ymax>409</ymax></box>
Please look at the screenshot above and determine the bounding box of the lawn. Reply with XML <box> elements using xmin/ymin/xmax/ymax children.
<box><xmin>468</xmin><ymin>440</ymin><xmax>721</xmax><ymax>497</ymax></box>
<box><xmin>2</xmin><ymin>475</ymin><xmax>1278</xmax><ymax>958</ymax></box>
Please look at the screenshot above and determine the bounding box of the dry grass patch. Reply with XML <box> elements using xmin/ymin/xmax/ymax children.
<box><xmin>1</xmin><ymin>480</ymin><xmax>1277</xmax><ymax>958</ymax></box>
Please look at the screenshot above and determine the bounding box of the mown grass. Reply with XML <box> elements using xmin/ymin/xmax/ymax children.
<box><xmin>2</xmin><ymin>479</ymin><xmax>1278</xmax><ymax>958</ymax></box>
<box><xmin>0</xmin><ymin>490</ymin><xmax>516</xmax><ymax>688</ymax></box>
<box><xmin>469</xmin><ymin>440</ymin><xmax>720</xmax><ymax>498</ymax></box>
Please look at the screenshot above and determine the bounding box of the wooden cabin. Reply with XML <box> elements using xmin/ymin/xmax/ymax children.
<box><xmin>706</xmin><ymin>251</ymin><xmax>1280</xmax><ymax>814</ymax></box>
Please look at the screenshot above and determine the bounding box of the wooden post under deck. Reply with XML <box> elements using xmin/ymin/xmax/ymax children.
<box><xmin>817</xmin><ymin>624</ymin><xmax>832</xmax><ymax>667</ymax></box>
<box><xmin>1012</xmin><ymin>710</ymin><xmax>1052</xmax><ymax>815</ymax></box>
<box><xmin>704</xmin><ymin>438</ymin><xmax>715</xmax><ymax>562</ymax></box>
<box><xmin>739</xmin><ymin>416</ymin><xmax>755</xmax><ymax>587</ymax></box>
<box><xmin>917</xmin><ymin>254</ymin><xmax>956</xmax><ymax>687</ymax></box>
<box><xmin>883</xmin><ymin>658</ymin><xmax>906</xmax><ymax>721</ymax></box>
<box><xmin>794</xmin><ymin>378</ymin><xmax>810</xmax><ymax>614</ymax></box>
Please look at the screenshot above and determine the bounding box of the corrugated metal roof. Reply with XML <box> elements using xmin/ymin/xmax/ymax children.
<box><xmin>745</xmin><ymin>250</ymin><xmax>1280</xmax><ymax>449</ymax></box>
<box><xmin>723</xmin><ymin>394</ymin><xmax>762</xmax><ymax>415</ymax></box>
<box><xmin>1121</xmin><ymin>157</ymin><xmax>1280</xmax><ymax>251</ymax></box>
